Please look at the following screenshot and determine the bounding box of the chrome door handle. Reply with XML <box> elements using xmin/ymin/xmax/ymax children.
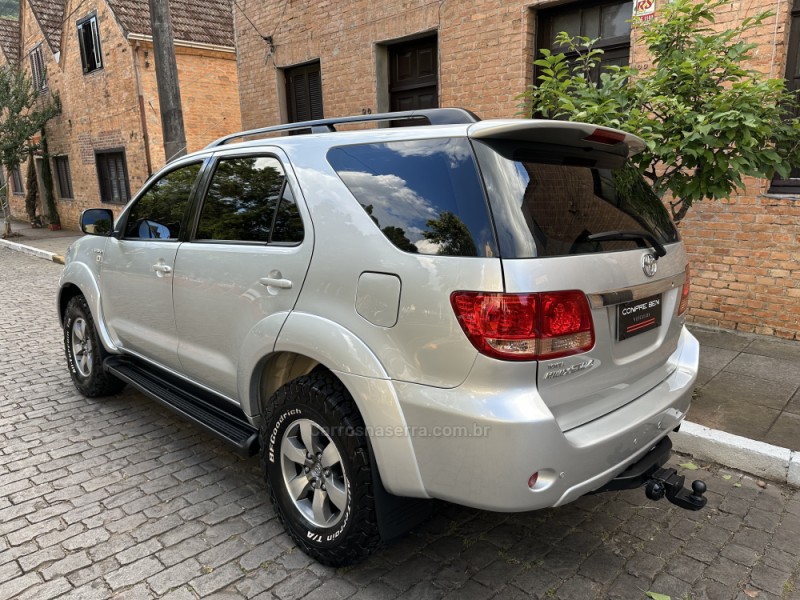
<box><xmin>259</xmin><ymin>277</ymin><xmax>292</xmax><ymax>289</ymax></box>
<box><xmin>153</xmin><ymin>264</ymin><xmax>172</xmax><ymax>274</ymax></box>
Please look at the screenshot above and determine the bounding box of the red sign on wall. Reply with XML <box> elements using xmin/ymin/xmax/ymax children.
<box><xmin>633</xmin><ymin>0</ymin><xmax>656</xmax><ymax>22</ymax></box>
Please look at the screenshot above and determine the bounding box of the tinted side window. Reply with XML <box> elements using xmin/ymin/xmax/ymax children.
<box><xmin>473</xmin><ymin>141</ymin><xmax>679</xmax><ymax>259</ymax></box>
<box><xmin>196</xmin><ymin>156</ymin><xmax>295</xmax><ymax>243</ymax></box>
<box><xmin>271</xmin><ymin>186</ymin><xmax>304</xmax><ymax>244</ymax></box>
<box><xmin>327</xmin><ymin>139</ymin><xmax>496</xmax><ymax>257</ymax></box>
<box><xmin>124</xmin><ymin>163</ymin><xmax>201</xmax><ymax>240</ymax></box>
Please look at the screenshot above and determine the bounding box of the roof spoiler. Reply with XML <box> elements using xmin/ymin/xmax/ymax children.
<box><xmin>468</xmin><ymin>120</ymin><xmax>646</xmax><ymax>158</ymax></box>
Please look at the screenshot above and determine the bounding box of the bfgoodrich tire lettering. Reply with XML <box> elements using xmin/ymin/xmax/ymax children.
<box><xmin>259</xmin><ymin>371</ymin><xmax>381</xmax><ymax>566</ymax></box>
<box><xmin>63</xmin><ymin>296</ymin><xmax>125</xmax><ymax>397</ymax></box>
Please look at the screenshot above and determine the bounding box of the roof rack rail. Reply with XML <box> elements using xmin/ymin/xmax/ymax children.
<box><xmin>205</xmin><ymin>108</ymin><xmax>481</xmax><ymax>149</ymax></box>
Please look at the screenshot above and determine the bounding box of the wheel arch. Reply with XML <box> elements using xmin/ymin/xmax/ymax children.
<box><xmin>244</xmin><ymin>313</ymin><xmax>427</xmax><ymax>497</ymax></box>
<box><xmin>58</xmin><ymin>262</ymin><xmax>118</xmax><ymax>353</ymax></box>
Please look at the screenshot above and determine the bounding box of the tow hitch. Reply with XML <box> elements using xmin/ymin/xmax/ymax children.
<box><xmin>645</xmin><ymin>468</ymin><xmax>707</xmax><ymax>511</ymax></box>
<box><xmin>592</xmin><ymin>436</ymin><xmax>708</xmax><ymax>511</ymax></box>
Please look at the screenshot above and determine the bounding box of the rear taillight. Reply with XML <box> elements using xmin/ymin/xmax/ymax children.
<box><xmin>450</xmin><ymin>291</ymin><xmax>595</xmax><ymax>361</ymax></box>
<box><xmin>678</xmin><ymin>266</ymin><xmax>691</xmax><ymax>315</ymax></box>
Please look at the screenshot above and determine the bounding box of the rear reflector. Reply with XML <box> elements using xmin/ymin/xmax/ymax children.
<box><xmin>678</xmin><ymin>266</ymin><xmax>691</xmax><ymax>315</ymax></box>
<box><xmin>584</xmin><ymin>128</ymin><xmax>626</xmax><ymax>145</ymax></box>
<box><xmin>451</xmin><ymin>290</ymin><xmax>595</xmax><ymax>361</ymax></box>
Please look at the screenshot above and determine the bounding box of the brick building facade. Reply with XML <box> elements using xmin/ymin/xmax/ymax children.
<box><xmin>233</xmin><ymin>0</ymin><xmax>800</xmax><ymax>339</ymax></box>
<box><xmin>6</xmin><ymin>0</ymin><xmax>241</xmax><ymax>229</ymax></box>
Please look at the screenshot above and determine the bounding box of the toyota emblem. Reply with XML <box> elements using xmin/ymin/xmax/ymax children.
<box><xmin>642</xmin><ymin>254</ymin><xmax>658</xmax><ymax>278</ymax></box>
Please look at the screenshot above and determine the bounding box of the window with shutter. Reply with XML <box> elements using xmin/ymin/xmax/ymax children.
<box><xmin>10</xmin><ymin>167</ymin><xmax>24</xmax><ymax>195</ymax></box>
<box><xmin>54</xmin><ymin>156</ymin><xmax>74</xmax><ymax>199</ymax></box>
<box><xmin>285</xmin><ymin>62</ymin><xmax>324</xmax><ymax>123</ymax></box>
<box><xmin>536</xmin><ymin>0</ymin><xmax>632</xmax><ymax>85</ymax></box>
<box><xmin>96</xmin><ymin>150</ymin><xmax>131</xmax><ymax>204</ymax></box>
<box><xmin>78</xmin><ymin>15</ymin><xmax>103</xmax><ymax>74</ymax></box>
<box><xmin>29</xmin><ymin>45</ymin><xmax>46</xmax><ymax>92</ymax></box>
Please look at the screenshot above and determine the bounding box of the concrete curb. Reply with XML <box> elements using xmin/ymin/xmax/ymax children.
<box><xmin>675</xmin><ymin>420</ymin><xmax>800</xmax><ymax>487</ymax></box>
<box><xmin>0</xmin><ymin>238</ymin><xmax>65</xmax><ymax>264</ymax></box>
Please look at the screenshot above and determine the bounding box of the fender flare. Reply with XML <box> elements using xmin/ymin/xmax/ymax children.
<box><xmin>238</xmin><ymin>311</ymin><xmax>389</xmax><ymax>418</ymax></box>
<box><xmin>59</xmin><ymin>261</ymin><xmax>119</xmax><ymax>354</ymax></box>
<box><xmin>247</xmin><ymin>311</ymin><xmax>427</xmax><ymax>497</ymax></box>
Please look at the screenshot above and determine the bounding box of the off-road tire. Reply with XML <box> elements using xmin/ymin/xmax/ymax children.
<box><xmin>259</xmin><ymin>371</ymin><xmax>381</xmax><ymax>566</ymax></box>
<box><xmin>63</xmin><ymin>295</ymin><xmax>125</xmax><ymax>397</ymax></box>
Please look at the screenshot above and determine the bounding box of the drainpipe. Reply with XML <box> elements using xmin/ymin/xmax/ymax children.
<box><xmin>132</xmin><ymin>41</ymin><xmax>153</xmax><ymax>177</ymax></box>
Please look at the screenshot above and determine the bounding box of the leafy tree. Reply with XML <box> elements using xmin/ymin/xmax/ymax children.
<box><xmin>362</xmin><ymin>203</ymin><xmax>418</xmax><ymax>253</ymax></box>
<box><xmin>0</xmin><ymin>66</ymin><xmax>61</xmax><ymax>236</ymax></box>
<box><xmin>423</xmin><ymin>211</ymin><xmax>477</xmax><ymax>257</ymax></box>
<box><xmin>519</xmin><ymin>0</ymin><xmax>800</xmax><ymax>222</ymax></box>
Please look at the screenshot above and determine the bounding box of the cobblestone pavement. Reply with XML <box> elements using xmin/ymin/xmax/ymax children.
<box><xmin>1</xmin><ymin>247</ymin><xmax>800</xmax><ymax>600</ymax></box>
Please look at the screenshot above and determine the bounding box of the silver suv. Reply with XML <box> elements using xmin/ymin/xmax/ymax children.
<box><xmin>58</xmin><ymin>109</ymin><xmax>702</xmax><ymax>566</ymax></box>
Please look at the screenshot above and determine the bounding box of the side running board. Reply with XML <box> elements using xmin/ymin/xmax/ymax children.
<box><xmin>104</xmin><ymin>357</ymin><xmax>259</xmax><ymax>456</ymax></box>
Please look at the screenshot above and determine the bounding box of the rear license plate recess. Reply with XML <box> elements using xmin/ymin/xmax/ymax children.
<box><xmin>617</xmin><ymin>294</ymin><xmax>662</xmax><ymax>341</ymax></box>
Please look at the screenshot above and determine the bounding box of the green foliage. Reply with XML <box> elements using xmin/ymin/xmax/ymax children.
<box><xmin>0</xmin><ymin>66</ymin><xmax>60</xmax><ymax>170</ymax></box>
<box><xmin>519</xmin><ymin>0</ymin><xmax>800</xmax><ymax>222</ymax></box>
<box><xmin>0</xmin><ymin>65</ymin><xmax>60</xmax><ymax>232</ymax></box>
<box><xmin>196</xmin><ymin>158</ymin><xmax>280</xmax><ymax>242</ymax></box>
<box><xmin>423</xmin><ymin>211</ymin><xmax>478</xmax><ymax>257</ymax></box>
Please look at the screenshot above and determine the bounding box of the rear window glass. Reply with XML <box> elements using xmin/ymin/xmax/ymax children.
<box><xmin>473</xmin><ymin>140</ymin><xmax>679</xmax><ymax>259</ymax></box>
<box><xmin>327</xmin><ymin>139</ymin><xmax>497</xmax><ymax>257</ymax></box>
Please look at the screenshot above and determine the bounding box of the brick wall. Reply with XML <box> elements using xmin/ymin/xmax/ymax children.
<box><xmin>10</xmin><ymin>0</ymin><xmax>241</xmax><ymax>230</ymax></box>
<box><xmin>134</xmin><ymin>43</ymin><xmax>242</xmax><ymax>172</ymax></box>
<box><xmin>235</xmin><ymin>0</ymin><xmax>800</xmax><ymax>339</ymax></box>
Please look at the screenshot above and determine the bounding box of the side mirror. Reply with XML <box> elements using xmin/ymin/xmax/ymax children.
<box><xmin>80</xmin><ymin>208</ymin><xmax>114</xmax><ymax>236</ymax></box>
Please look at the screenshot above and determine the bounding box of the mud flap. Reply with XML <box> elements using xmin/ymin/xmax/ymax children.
<box><xmin>368</xmin><ymin>441</ymin><xmax>432</xmax><ymax>541</ymax></box>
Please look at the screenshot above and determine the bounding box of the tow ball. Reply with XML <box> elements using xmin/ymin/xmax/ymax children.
<box><xmin>644</xmin><ymin>467</ymin><xmax>707</xmax><ymax>511</ymax></box>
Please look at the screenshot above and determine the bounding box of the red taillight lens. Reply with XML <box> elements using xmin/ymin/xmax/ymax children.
<box><xmin>451</xmin><ymin>291</ymin><xmax>594</xmax><ymax>361</ymax></box>
<box><xmin>678</xmin><ymin>266</ymin><xmax>691</xmax><ymax>315</ymax></box>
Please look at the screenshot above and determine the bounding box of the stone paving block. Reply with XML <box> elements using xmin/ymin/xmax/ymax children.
<box><xmin>271</xmin><ymin>569</ymin><xmax>321</xmax><ymax>600</ymax></box>
<box><xmin>131</xmin><ymin>514</ymin><xmax>183</xmax><ymax>543</ymax></box>
<box><xmin>15</xmin><ymin>577</ymin><xmax>71</xmax><ymax>600</ymax></box>
<box><xmin>104</xmin><ymin>555</ymin><xmax>163</xmax><ymax>591</ymax></box>
<box><xmin>17</xmin><ymin>545</ymin><xmax>66</xmax><ymax>573</ymax></box>
<box><xmin>115</xmin><ymin>538</ymin><xmax>163</xmax><ymax>566</ymax></box>
<box><xmin>40</xmin><ymin>550</ymin><xmax>93</xmax><ymax>581</ymax></box>
<box><xmin>147</xmin><ymin>558</ymin><xmax>203</xmax><ymax>596</ymax></box>
<box><xmin>302</xmin><ymin>578</ymin><xmax>357</xmax><ymax>600</ymax></box>
<box><xmin>6</xmin><ymin>518</ymin><xmax>61</xmax><ymax>547</ymax></box>
<box><xmin>0</xmin><ymin>541</ymin><xmax>37</xmax><ymax>569</ymax></box>
<box><xmin>158</xmin><ymin>534</ymin><xmax>213</xmax><ymax>568</ymax></box>
<box><xmin>0</xmin><ymin>573</ymin><xmax>42</xmax><ymax>600</ymax></box>
<box><xmin>239</xmin><ymin>540</ymin><xmax>284</xmax><ymax>571</ymax></box>
<box><xmin>190</xmin><ymin>562</ymin><xmax>249</xmax><ymax>597</ymax></box>
<box><xmin>198</xmin><ymin>537</ymin><xmax>251</xmax><ymax>569</ymax></box>
<box><xmin>749</xmin><ymin>563</ymin><xmax>792</xmax><ymax>596</ymax></box>
<box><xmin>62</xmin><ymin>527</ymin><xmax>112</xmax><ymax>551</ymax></box>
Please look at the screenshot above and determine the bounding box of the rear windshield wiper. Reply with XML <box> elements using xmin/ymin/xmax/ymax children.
<box><xmin>587</xmin><ymin>230</ymin><xmax>667</xmax><ymax>258</ymax></box>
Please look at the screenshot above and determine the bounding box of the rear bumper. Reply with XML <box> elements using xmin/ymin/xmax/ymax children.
<box><xmin>392</xmin><ymin>326</ymin><xmax>699</xmax><ymax>511</ymax></box>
